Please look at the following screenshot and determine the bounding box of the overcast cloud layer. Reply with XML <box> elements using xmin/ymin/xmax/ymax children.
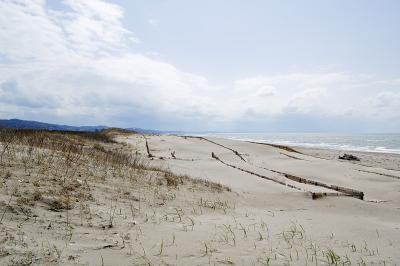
<box><xmin>0</xmin><ymin>0</ymin><xmax>399</xmax><ymax>132</ymax></box>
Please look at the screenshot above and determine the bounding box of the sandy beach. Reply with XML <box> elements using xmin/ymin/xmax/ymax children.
<box><xmin>2</xmin><ymin>0</ymin><xmax>399</xmax><ymax>264</ymax></box>
<box><xmin>1</xmin><ymin>131</ymin><xmax>399</xmax><ymax>265</ymax></box>
<box><xmin>116</xmin><ymin>134</ymin><xmax>400</xmax><ymax>265</ymax></box>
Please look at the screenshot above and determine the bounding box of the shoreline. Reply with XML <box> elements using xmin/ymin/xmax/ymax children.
<box><xmin>293</xmin><ymin>144</ymin><xmax>400</xmax><ymax>172</ymax></box>
<box><xmin>188</xmin><ymin>133</ymin><xmax>400</xmax><ymax>155</ymax></box>
<box><xmin>187</xmin><ymin>135</ymin><xmax>400</xmax><ymax>171</ymax></box>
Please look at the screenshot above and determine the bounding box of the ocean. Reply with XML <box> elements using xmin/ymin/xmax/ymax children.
<box><xmin>195</xmin><ymin>132</ymin><xmax>400</xmax><ymax>154</ymax></box>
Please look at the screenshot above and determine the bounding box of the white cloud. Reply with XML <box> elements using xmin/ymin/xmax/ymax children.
<box><xmin>234</xmin><ymin>73</ymin><xmax>362</xmax><ymax>117</ymax></box>
<box><xmin>53</xmin><ymin>0</ymin><xmax>138</xmax><ymax>55</ymax></box>
<box><xmin>0</xmin><ymin>0</ymin><xmax>70</xmax><ymax>61</ymax></box>
<box><xmin>284</xmin><ymin>88</ymin><xmax>328</xmax><ymax>114</ymax></box>
<box><xmin>0</xmin><ymin>0</ymin><xmax>398</xmax><ymax>131</ymax></box>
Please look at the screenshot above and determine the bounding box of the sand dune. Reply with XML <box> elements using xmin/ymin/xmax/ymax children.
<box><xmin>1</xmin><ymin>130</ymin><xmax>399</xmax><ymax>265</ymax></box>
<box><xmin>116</xmin><ymin>134</ymin><xmax>400</xmax><ymax>265</ymax></box>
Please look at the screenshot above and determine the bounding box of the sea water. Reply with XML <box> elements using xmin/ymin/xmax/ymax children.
<box><xmin>196</xmin><ymin>132</ymin><xmax>400</xmax><ymax>154</ymax></box>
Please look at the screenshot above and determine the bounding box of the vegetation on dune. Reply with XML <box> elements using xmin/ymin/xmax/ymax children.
<box><xmin>0</xmin><ymin>128</ymin><xmax>393</xmax><ymax>265</ymax></box>
<box><xmin>0</xmin><ymin>128</ymin><xmax>231</xmax><ymax>264</ymax></box>
<box><xmin>0</xmin><ymin>128</ymin><xmax>229</xmax><ymax>200</ymax></box>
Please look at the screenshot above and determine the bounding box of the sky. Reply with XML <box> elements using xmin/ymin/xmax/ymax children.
<box><xmin>0</xmin><ymin>0</ymin><xmax>400</xmax><ymax>132</ymax></box>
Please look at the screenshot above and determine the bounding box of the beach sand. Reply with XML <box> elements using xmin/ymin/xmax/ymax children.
<box><xmin>116</xmin><ymin>134</ymin><xmax>400</xmax><ymax>265</ymax></box>
<box><xmin>1</xmin><ymin>132</ymin><xmax>399</xmax><ymax>265</ymax></box>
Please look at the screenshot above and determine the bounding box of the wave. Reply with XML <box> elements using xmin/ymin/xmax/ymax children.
<box><xmin>260</xmin><ymin>140</ymin><xmax>400</xmax><ymax>154</ymax></box>
<box><xmin>196</xmin><ymin>133</ymin><xmax>400</xmax><ymax>155</ymax></box>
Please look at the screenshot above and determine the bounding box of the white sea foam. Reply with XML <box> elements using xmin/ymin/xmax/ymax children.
<box><xmin>195</xmin><ymin>133</ymin><xmax>400</xmax><ymax>154</ymax></box>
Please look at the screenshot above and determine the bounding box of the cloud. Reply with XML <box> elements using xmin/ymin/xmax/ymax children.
<box><xmin>0</xmin><ymin>0</ymin><xmax>217</xmax><ymax>125</ymax></box>
<box><xmin>0</xmin><ymin>0</ymin><xmax>399</xmax><ymax>131</ymax></box>
<box><xmin>54</xmin><ymin>0</ymin><xmax>138</xmax><ymax>54</ymax></box>
<box><xmin>284</xmin><ymin>88</ymin><xmax>328</xmax><ymax>114</ymax></box>
<box><xmin>233</xmin><ymin>72</ymin><xmax>380</xmax><ymax>118</ymax></box>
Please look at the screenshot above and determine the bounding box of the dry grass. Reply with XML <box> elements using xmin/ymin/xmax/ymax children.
<box><xmin>0</xmin><ymin>128</ymin><xmax>233</xmax><ymax>264</ymax></box>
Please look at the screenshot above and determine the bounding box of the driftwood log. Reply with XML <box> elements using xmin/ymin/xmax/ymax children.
<box><xmin>339</xmin><ymin>154</ymin><xmax>360</xmax><ymax>161</ymax></box>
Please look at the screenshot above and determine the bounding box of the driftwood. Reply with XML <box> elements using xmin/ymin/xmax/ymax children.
<box><xmin>144</xmin><ymin>137</ymin><xmax>153</xmax><ymax>158</ymax></box>
<box><xmin>248</xmin><ymin>141</ymin><xmax>302</xmax><ymax>154</ymax></box>
<box><xmin>260</xmin><ymin>166</ymin><xmax>364</xmax><ymax>200</ymax></box>
<box><xmin>357</xmin><ymin>169</ymin><xmax>400</xmax><ymax>180</ymax></box>
<box><xmin>211</xmin><ymin>152</ymin><xmax>301</xmax><ymax>190</ymax></box>
<box><xmin>339</xmin><ymin>154</ymin><xmax>360</xmax><ymax>161</ymax></box>
<box><xmin>211</xmin><ymin>152</ymin><xmax>364</xmax><ymax>200</ymax></box>
<box><xmin>184</xmin><ymin>136</ymin><xmax>246</xmax><ymax>162</ymax></box>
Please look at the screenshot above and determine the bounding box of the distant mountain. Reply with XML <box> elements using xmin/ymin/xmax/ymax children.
<box><xmin>0</xmin><ymin>119</ymin><xmax>108</xmax><ymax>132</ymax></box>
<box><xmin>126</xmin><ymin>127</ymin><xmax>184</xmax><ymax>134</ymax></box>
<box><xmin>0</xmin><ymin>118</ymin><xmax>184</xmax><ymax>134</ymax></box>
